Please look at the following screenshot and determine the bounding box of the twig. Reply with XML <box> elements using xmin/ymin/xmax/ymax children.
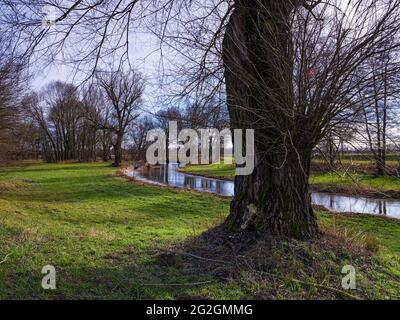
<box><xmin>180</xmin><ymin>252</ymin><xmax>231</xmax><ymax>265</ymax></box>
<box><xmin>253</xmin><ymin>270</ymin><xmax>361</xmax><ymax>300</ymax></box>
<box><xmin>179</xmin><ymin>250</ymin><xmax>361</xmax><ymax>300</ymax></box>
<box><xmin>0</xmin><ymin>253</ymin><xmax>11</xmax><ymax>265</ymax></box>
<box><xmin>145</xmin><ymin>280</ymin><xmax>214</xmax><ymax>287</ymax></box>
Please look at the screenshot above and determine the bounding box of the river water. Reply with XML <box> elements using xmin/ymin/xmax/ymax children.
<box><xmin>130</xmin><ymin>163</ymin><xmax>400</xmax><ymax>219</ymax></box>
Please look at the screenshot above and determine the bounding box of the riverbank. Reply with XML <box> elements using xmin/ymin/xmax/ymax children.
<box><xmin>180</xmin><ymin>163</ymin><xmax>400</xmax><ymax>199</ymax></box>
<box><xmin>0</xmin><ymin>162</ymin><xmax>399</xmax><ymax>299</ymax></box>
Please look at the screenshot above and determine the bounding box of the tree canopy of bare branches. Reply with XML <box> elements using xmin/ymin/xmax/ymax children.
<box><xmin>95</xmin><ymin>69</ymin><xmax>144</xmax><ymax>166</ymax></box>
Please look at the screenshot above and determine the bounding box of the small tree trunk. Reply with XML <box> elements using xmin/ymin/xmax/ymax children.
<box><xmin>376</xmin><ymin>156</ymin><xmax>385</xmax><ymax>176</ymax></box>
<box><xmin>166</xmin><ymin>137</ymin><xmax>170</xmax><ymax>164</ymax></box>
<box><xmin>102</xmin><ymin>130</ymin><xmax>110</xmax><ymax>162</ymax></box>
<box><xmin>327</xmin><ymin>134</ymin><xmax>335</xmax><ymax>167</ymax></box>
<box><xmin>113</xmin><ymin>135</ymin><xmax>123</xmax><ymax>167</ymax></box>
<box><xmin>102</xmin><ymin>143</ymin><xmax>109</xmax><ymax>162</ymax></box>
<box><xmin>102</xmin><ymin>149</ymin><xmax>109</xmax><ymax>162</ymax></box>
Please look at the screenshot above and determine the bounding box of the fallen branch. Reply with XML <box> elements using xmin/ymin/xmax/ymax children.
<box><xmin>253</xmin><ymin>270</ymin><xmax>361</xmax><ymax>300</ymax></box>
<box><xmin>145</xmin><ymin>280</ymin><xmax>214</xmax><ymax>287</ymax></box>
<box><xmin>0</xmin><ymin>253</ymin><xmax>11</xmax><ymax>265</ymax></box>
<box><xmin>180</xmin><ymin>252</ymin><xmax>231</xmax><ymax>265</ymax></box>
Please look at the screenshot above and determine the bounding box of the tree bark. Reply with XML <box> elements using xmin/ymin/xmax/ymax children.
<box><xmin>227</xmin><ymin>151</ymin><xmax>318</xmax><ymax>239</ymax></box>
<box><xmin>113</xmin><ymin>134</ymin><xmax>123</xmax><ymax>167</ymax></box>
<box><xmin>102</xmin><ymin>129</ymin><xmax>110</xmax><ymax>162</ymax></box>
<box><xmin>102</xmin><ymin>147</ymin><xmax>109</xmax><ymax>162</ymax></box>
<box><xmin>223</xmin><ymin>0</ymin><xmax>319</xmax><ymax>239</ymax></box>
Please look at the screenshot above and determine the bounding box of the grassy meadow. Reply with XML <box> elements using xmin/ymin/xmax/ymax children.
<box><xmin>0</xmin><ymin>162</ymin><xmax>399</xmax><ymax>299</ymax></box>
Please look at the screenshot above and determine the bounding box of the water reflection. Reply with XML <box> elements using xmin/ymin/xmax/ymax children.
<box><xmin>311</xmin><ymin>193</ymin><xmax>399</xmax><ymax>218</ymax></box>
<box><xmin>132</xmin><ymin>163</ymin><xmax>234</xmax><ymax>197</ymax></box>
<box><xmin>131</xmin><ymin>163</ymin><xmax>400</xmax><ymax>219</ymax></box>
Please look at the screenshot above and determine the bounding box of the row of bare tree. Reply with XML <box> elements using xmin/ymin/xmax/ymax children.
<box><xmin>17</xmin><ymin>70</ymin><xmax>143</xmax><ymax>166</ymax></box>
<box><xmin>317</xmin><ymin>48</ymin><xmax>400</xmax><ymax>176</ymax></box>
<box><xmin>0</xmin><ymin>32</ymin><xmax>30</xmax><ymax>162</ymax></box>
<box><xmin>1</xmin><ymin>63</ymin><xmax>229</xmax><ymax>166</ymax></box>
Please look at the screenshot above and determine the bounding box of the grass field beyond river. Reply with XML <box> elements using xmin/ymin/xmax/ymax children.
<box><xmin>180</xmin><ymin>161</ymin><xmax>400</xmax><ymax>197</ymax></box>
<box><xmin>0</xmin><ymin>162</ymin><xmax>399</xmax><ymax>299</ymax></box>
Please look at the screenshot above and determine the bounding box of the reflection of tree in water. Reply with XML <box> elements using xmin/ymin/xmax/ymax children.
<box><xmin>312</xmin><ymin>193</ymin><xmax>393</xmax><ymax>217</ymax></box>
<box><xmin>370</xmin><ymin>201</ymin><xmax>387</xmax><ymax>216</ymax></box>
<box><xmin>184</xmin><ymin>176</ymin><xmax>196</xmax><ymax>189</ymax></box>
<box><xmin>330</xmin><ymin>197</ymin><xmax>334</xmax><ymax>209</ymax></box>
<box><xmin>378</xmin><ymin>201</ymin><xmax>387</xmax><ymax>216</ymax></box>
<box><xmin>163</xmin><ymin>164</ymin><xmax>169</xmax><ymax>185</ymax></box>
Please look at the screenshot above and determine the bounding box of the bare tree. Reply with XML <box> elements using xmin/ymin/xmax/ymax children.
<box><xmin>21</xmin><ymin>93</ymin><xmax>58</xmax><ymax>162</ymax></box>
<box><xmin>0</xmin><ymin>33</ymin><xmax>28</xmax><ymax>162</ymax></box>
<box><xmin>3</xmin><ymin>0</ymin><xmax>400</xmax><ymax>239</ymax></box>
<box><xmin>360</xmin><ymin>47</ymin><xmax>400</xmax><ymax>175</ymax></box>
<box><xmin>316</xmin><ymin>121</ymin><xmax>358</xmax><ymax>168</ymax></box>
<box><xmin>46</xmin><ymin>82</ymin><xmax>83</xmax><ymax>160</ymax></box>
<box><xmin>22</xmin><ymin>82</ymin><xmax>99</xmax><ymax>163</ymax></box>
<box><xmin>81</xmin><ymin>85</ymin><xmax>112</xmax><ymax>162</ymax></box>
<box><xmin>128</xmin><ymin>116</ymin><xmax>156</xmax><ymax>162</ymax></box>
<box><xmin>183</xmin><ymin>97</ymin><xmax>229</xmax><ymax>131</ymax></box>
<box><xmin>96</xmin><ymin>69</ymin><xmax>144</xmax><ymax>167</ymax></box>
<box><xmin>221</xmin><ymin>1</ymin><xmax>400</xmax><ymax>238</ymax></box>
<box><xmin>156</xmin><ymin>106</ymin><xmax>183</xmax><ymax>164</ymax></box>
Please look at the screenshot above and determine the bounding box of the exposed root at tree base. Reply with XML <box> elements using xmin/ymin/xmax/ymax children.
<box><xmin>155</xmin><ymin>225</ymin><xmax>397</xmax><ymax>300</ymax></box>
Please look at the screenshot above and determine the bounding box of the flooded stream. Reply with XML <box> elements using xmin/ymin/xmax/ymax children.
<box><xmin>130</xmin><ymin>164</ymin><xmax>400</xmax><ymax>219</ymax></box>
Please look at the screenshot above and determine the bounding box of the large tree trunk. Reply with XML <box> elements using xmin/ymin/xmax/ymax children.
<box><xmin>223</xmin><ymin>0</ymin><xmax>319</xmax><ymax>239</ymax></box>
<box><xmin>227</xmin><ymin>150</ymin><xmax>318</xmax><ymax>239</ymax></box>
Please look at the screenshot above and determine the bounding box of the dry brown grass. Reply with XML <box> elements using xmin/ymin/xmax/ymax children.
<box><xmin>154</xmin><ymin>224</ymin><xmax>388</xmax><ymax>300</ymax></box>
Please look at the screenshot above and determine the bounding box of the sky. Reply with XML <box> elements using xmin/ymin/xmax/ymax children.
<box><xmin>28</xmin><ymin>0</ymin><xmax>224</xmax><ymax>113</ymax></box>
<box><xmin>31</xmin><ymin>30</ymin><xmax>163</xmax><ymax>97</ymax></box>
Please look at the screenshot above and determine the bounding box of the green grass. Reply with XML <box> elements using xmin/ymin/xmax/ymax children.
<box><xmin>319</xmin><ymin>212</ymin><xmax>400</xmax><ymax>254</ymax></box>
<box><xmin>181</xmin><ymin>162</ymin><xmax>400</xmax><ymax>194</ymax></box>
<box><xmin>0</xmin><ymin>162</ymin><xmax>399</xmax><ymax>299</ymax></box>
<box><xmin>310</xmin><ymin>172</ymin><xmax>400</xmax><ymax>192</ymax></box>
<box><xmin>182</xmin><ymin>162</ymin><xmax>236</xmax><ymax>180</ymax></box>
<box><xmin>313</xmin><ymin>158</ymin><xmax>399</xmax><ymax>167</ymax></box>
<box><xmin>0</xmin><ymin>162</ymin><xmax>229</xmax><ymax>299</ymax></box>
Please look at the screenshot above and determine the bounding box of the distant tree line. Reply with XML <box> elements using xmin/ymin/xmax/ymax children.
<box><xmin>17</xmin><ymin>69</ymin><xmax>144</xmax><ymax>167</ymax></box>
<box><xmin>1</xmin><ymin>62</ymin><xmax>229</xmax><ymax>166</ymax></box>
<box><xmin>0</xmin><ymin>34</ymin><xmax>32</xmax><ymax>162</ymax></box>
